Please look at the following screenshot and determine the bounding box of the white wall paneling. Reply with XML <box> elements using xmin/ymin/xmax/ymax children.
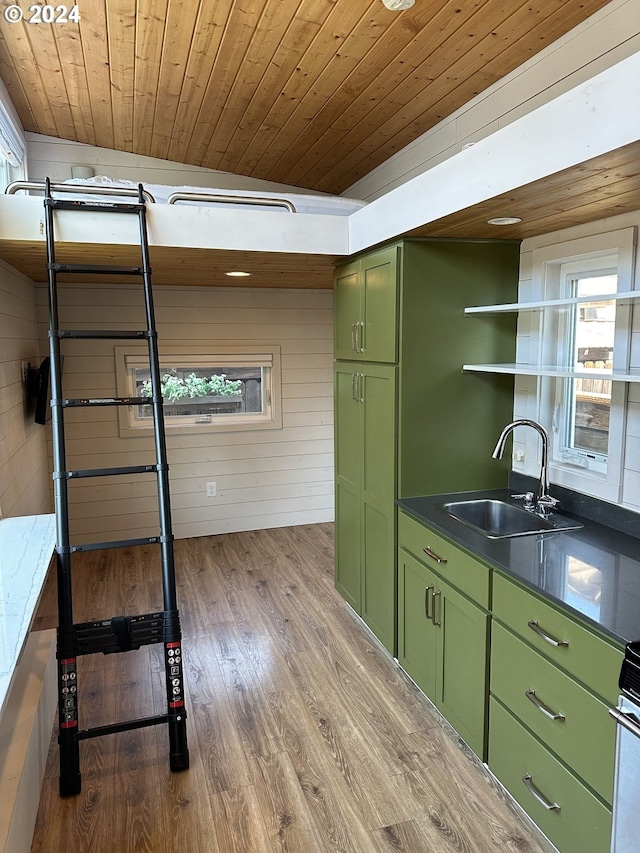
<box><xmin>0</xmin><ymin>260</ymin><xmax>50</xmax><ymax>518</ymax></box>
<box><xmin>36</xmin><ymin>283</ymin><xmax>335</xmax><ymax>541</ymax></box>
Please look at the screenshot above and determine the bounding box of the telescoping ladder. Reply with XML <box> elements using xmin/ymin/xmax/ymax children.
<box><xmin>43</xmin><ymin>178</ymin><xmax>189</xmax><ymax>796</ymax></box>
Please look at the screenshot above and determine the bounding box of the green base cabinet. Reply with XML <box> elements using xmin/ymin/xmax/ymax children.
<box><xmin>489</xmin><ymin>572</ymin><xmax>622</xmax><ymax>853</ymax></box>
<box><xmin>489</xmin><ymin>698</ymin><xmax>611</xmax><ymax>853</ymax></box>
<box><xmin>398</xmin><ymin>544</ymin><xmax>489</xmax><ymax>759</ymax></box>
<box><xmin>491</xmin><ymin>621</ymin><xmax>616</xmax><ymax>804</ymax></box>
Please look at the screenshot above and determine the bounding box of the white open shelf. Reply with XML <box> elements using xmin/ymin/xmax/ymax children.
<box><xmin>462</xmin><ymin>363</ymin><xmax>640</xmax><ymax>382</ymax></box>
<box><xmin>463</xmin><ymin>290</ymin><xmax>639</xmax><ymax>315</ymax></box>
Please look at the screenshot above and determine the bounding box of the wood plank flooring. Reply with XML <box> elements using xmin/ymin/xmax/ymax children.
<box><xmin>31</xmin><ymin>524</ymin><xmax>556</xmax><ymax>853</ymax></box>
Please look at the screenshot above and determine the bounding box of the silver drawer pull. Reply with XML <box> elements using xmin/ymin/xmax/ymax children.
<box><xmin>424</xmin><ymin>584</ymin><xmax>434</xmax><ymax>620</ymax></box>
<box><xmin>528</xmin><ymin>620</ymin><xmax>569</xmax><ymax>648</ymax></box>
<box><xmin>522</xmin><ymin>774</ymin><xmax>561</xmax><ymax>812</ymax></box>
<box><xmin>525</xmin><ymin>688</ymin><xmax>566</xmax><ymax>722</ymax></box>
<box><xmin>423</xmin><ymin>546</ymin><xmax>447</xmax><ymax>564</ymax></box>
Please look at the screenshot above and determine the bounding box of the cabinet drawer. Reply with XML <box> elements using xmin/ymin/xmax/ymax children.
<box><xmin>489</xmin><ymin>698</ymin><xmax>611</xmax><ymax>853</ymax></box>
<box><xmin>493</xmin><ymin>572</ymin><xmax>622</xmax><ymax>703</ymax></box>
<box><xmin>491</xmin><ymin>622</ymin><xmax>615</xmax><ymax>804</ymax></box>
<box><xmin>398</xmin><ymin>511</ymin><xmax>489</xmax><ymax>607</ymax></box>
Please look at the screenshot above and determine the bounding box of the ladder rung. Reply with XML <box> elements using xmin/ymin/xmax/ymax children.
<box><xmin>65</xmin><ymin>464</ymin><xmax>159</xmax><ymax>479</ymax></box>
<box><xmin>77</xmin><ymin>714</ymin><xmax>170</xmax><ymax>741</ymax></box>
<box><xmin>68</xmin><ymin>536</ymin><xmax>160</xmax><ymax>553</ymax></box>
<box><xmin>61</xmin><ymin>396</ymin><xmax>148</xmax><ymax>407</ymax></box>
<box><xmin>58</xmin><ymin>330</ymin><xmax>148</xmax><ymax>340</ymax></box>
<box><xmin>46</xmin><ymin>198</ymin><xmax>144</xmax><ymax>214</ymax></box>
<box><xmin>50</xmin><ymin>263</ymin><xmax>144</xmax><ymax>276</ymax></box>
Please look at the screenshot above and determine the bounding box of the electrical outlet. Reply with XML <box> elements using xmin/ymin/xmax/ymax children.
<box><xmin>206</xmin><ymin>482</ymin><xmax>217</xmax><ymax>497</ymax></box>
<box><xmin>514</xmin><ymin>450</ymin><xmax>526</xmax><ymax>463</ymax></box>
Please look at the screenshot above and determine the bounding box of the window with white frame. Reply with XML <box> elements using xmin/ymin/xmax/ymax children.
<box><xmin>526</xmin><ymin>227</ymin><xmax>636</xmax><ymax>503</ymax></box>
<box><xmin>553</xmin><ymin>260</ymin><xmax>618</xmax><ymax>474</ymax></box>
<box><xmin>115</xmin><ymin>345</ymin><xmax>282</xmax><ymax>436</ymax></box>
<box><xmin>0</xmin><ymin>90</ymin><xmax>26</xmax><ymax>189</ymax></box>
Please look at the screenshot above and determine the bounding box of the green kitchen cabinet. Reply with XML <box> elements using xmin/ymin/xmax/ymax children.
<box><xmin>334</xmin><ymin>245</ymin><xmax>399</xmax><ymax>364</ymax></box>
<box><xmin>334</xmin><ymin>238</ymin><xmax>519</xmax><ymax>655</ymax></box>
<box><xmin>335</xmin><ymin>361</ymin><xmax>397</xmax><ymax>652</ymax></box>
<box><xmin>398</xmin><ymin>546</ymin><xmax>489</xmax><ymax>758</ymax></box>
<box><xmin>489</xmin><ymin>698</ymin><xmax>612</xmax><ymax>853</ymax></box>
<box><xmin>488</xmin><ymin>571</ymin><xmax>623</xmax><ymax>853</ymax></box>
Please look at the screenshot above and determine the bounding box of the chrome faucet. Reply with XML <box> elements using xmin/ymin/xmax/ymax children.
<box><xmin>492</xmin><ymin>419</ymin><xmax>559</xmax><ymax>516</ymax></box>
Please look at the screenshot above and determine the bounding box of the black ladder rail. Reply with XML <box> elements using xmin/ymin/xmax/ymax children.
<box><xmin>44</xmin><ymin>178</ymin><xmax>189</xmax><ymax>797</ymax></box>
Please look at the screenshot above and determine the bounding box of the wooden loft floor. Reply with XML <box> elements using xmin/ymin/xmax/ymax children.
<box><xmin>31</xmin><ymin>525</ymin><xmax>555</xmax><ymax>853</ymax></box>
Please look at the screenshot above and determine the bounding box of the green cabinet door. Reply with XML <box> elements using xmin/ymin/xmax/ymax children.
<box><xmin>397</xmin><ymin>549</ymin><xmax>438</xmax><ymax>697</ymax></box>
<box><xmin>334</xmin><ymin>260</ymin><xmax>361</xmax><ymax>361</ymax></box>
<box><xmin>360</xmin><ymin>364</ymin><xmax>397</xmax><ymax>652</ymax></box>
<box><xmin>398</xmin><ymin>546</ymin><xmax>489</xmax><ymax>759</ymax></box>
<box><xmin>435</xmin><ymin>574</ymin><xmax>489</xmax><ymax>759</ymax></box>
<box><xmin>334</xmin><ymin>363</ymin><xmax>363</xmax><ymax>611</ymax></box>
<box><xmin>360</xmin><ymin>246</ymin><xmax>398</xmax><ymax>364</ymax></box>
<box><xmin>334</xmin><ymin>245</ymin><xmax>399</xmax><ymax>363</ymax></box>
<box><xmin>334</xmin><ymin>362</ymin><xmax>397</xmax><ymax>653</ymax></box>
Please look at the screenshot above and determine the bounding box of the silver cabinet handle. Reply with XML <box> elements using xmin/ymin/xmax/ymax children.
<box><xmin>528</xmin><ymin>620</ymin><xmax>569</xmax><ymax>648</ymax></box>
<box><xmin>357</xmin><ymin>372</ymin><xmax>363</xmax><ymax>403</ymax></box>
<box><xmin>351</xmin><ymin>323</ymin><xmax>357</xmax><ymax>352</ymax></box>
<box><xmin>525</xmin><ymin>688</ymin><xmax>566</xmax><ymax>722</ymax></box>
<box><xmin>357</xmin><ymin>321</ymin><xmax>365</xmax><ymax>353</ymax></box>
<box><xmin>423</xmin><ymin>547</ymin><xmax>447</xmax><ymax>564</ymax></box>
<box><xmin>424</xmin><ymin>585</ymin><xmax>434</xmax><ymax>620</ymax></box>
<box><xmin>609</xmin><ymin>707</ymin><xmax>640</xmax><ymax>738</ymax></box>
<box><xmin>351</xmin><ymin>373</ymin><xmax>359</xmax><ymax>401</ymax></box>
<box><xmin>431</xmin><ymin>589</ymin><xmax>441</xmax><ymax>627</ymax></box>
<box><xmin>522</xmin><ymin>774</ymin><xmax>561</xmax><ymax>812</ymax></box>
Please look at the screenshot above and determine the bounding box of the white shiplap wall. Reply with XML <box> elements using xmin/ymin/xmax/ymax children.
<box><xmin>0</xmin><ymin>261</ymin><xmax>50</xmax><ymax>517</ymax></box>
<box><xmin>36</xmin><ymin>283</ymin><xmax>334</xmax><ymax>542</ymax></box>
<box><xmin>512</xmin><ymin>210</ymin><xmax>640</xmax><ymax>513</ymax></box>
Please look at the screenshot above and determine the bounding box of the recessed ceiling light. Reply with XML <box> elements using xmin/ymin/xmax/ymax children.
<box><xmin>487</xmin><ymin>217</ymin><xmax>522</xmax><ymax>226</ymax></box>
<box><xmin>225</xmin><ymin>271</ymin><xmax>251</xmax><ymax>277</ymax></box>
<box><xmin>382</xmin><ymin>0</ymin><xmax>415</xmax><ymax>9</ymax></box>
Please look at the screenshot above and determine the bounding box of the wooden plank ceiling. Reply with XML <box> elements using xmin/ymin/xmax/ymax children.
<box><xmin>0</xmin><ymin>0</ymin><xmax>614</xmax><ymax>195</ymax></box>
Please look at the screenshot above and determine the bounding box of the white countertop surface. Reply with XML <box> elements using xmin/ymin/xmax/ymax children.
<box><xmin>0</xmin><ymin>514</ymin><xmax>56</xmax><ymax>719</ymax></box>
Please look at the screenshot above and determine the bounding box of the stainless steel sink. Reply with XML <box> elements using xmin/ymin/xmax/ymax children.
<box><xmin>439</xmin><ymin>499</ymin><xmax>583</xmax><ymax>539</ymax></box>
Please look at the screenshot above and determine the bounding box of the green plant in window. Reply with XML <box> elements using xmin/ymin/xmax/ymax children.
<box><xmin>141</xmin><ymin>373</ymin><xmax>242</xmax><ymax>402</ymax></box>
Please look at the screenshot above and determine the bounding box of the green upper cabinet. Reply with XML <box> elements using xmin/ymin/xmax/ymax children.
<box><xmin>334</xmin><ymin>245</ymin><xmax>399</xmax><ymax>363</ymax></box>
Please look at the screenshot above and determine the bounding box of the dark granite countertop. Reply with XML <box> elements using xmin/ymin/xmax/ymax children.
<box><xmin>397</xmin><ymin>489</ymin><xmax>640</xmax><ymax>647</ymax></box>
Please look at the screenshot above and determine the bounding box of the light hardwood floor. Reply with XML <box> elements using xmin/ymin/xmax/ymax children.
<box><xmin>31</xmin><ymin>524</ymin><xmax>556</xmax><ymax>852</ymax></box>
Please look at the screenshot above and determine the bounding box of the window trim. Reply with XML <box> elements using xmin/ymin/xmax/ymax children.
<box><xmin>115</xmin><ymin>344</ymin><xmax>282</xmax><ymax>437</ymax></box>
<box><xmin>553</xmin><ymin>262</ymin><xmax>618</xmax><ymax>475</ymax></box>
